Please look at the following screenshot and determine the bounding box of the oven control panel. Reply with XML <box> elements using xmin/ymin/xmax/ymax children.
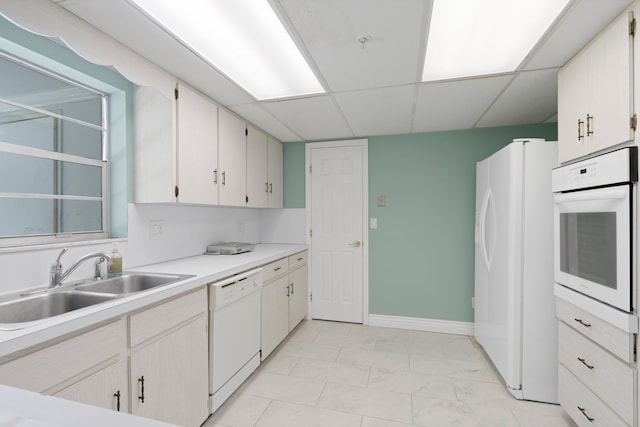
<box><xmin>552</xmin><ymin>147</ymin><xmax>637</xmax><ymax>192</ymax></box>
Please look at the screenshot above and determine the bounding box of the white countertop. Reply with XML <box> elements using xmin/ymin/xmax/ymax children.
<box><xmin>0</xmin><ymin>385</ymin><xmax>177</xmax><ymax>427</ymax></box>
<box><xmin>0</xmin><ymin>243</ymin><xmax>306</xmax><ymax>359</ymax></box>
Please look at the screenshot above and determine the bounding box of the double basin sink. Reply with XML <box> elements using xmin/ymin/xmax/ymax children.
<box><xmin>0</xmin><ymin>273</ymin><xmax>193</xmax><ymax>329</ymax></box>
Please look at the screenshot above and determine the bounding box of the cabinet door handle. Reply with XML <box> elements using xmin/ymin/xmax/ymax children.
<box><xmin>213</xmin><ymin>169</ymin><xmax>218</xmax><ymax>184</ymax></box>
<box><xmin>114</xmin><ymin>390</ymin><xmax>121</xmax><ymax>411</ymax></box>
<box><xmin>222</xmin><ymin>171</ymin><xmax>226</xmax><ymax>186</ymax></box>
<box><xmin>577</xmin><ymin>118</ymin><xmax>584</xmax><ymax>141</ymax></box>
<box><xmin>265</xmin><ymin>182</ymin><xmax>269</xmax><ymax>193</ymax></box>
<box><xmin>577</xmin><ymin>357</ymin><xmax>595</xmax><ymax>370</ymax></box>
<box><xmin>577</xmin><ymin>406</ymin><xmax>595</xmax><ymax>422</ymax></box>
<box><xmin>349</xmin><ymin>241</ymin><xmax>361</xmax><ymax>248</ymax></box>
<box><xmin>286</xmin><ymin>285</ymin><xmax>290</xmax><ymax>297</ymax></box>
<box><xmin>138</xmin><ymin>376</ymin><xmax>145</xmax><ymax>403</ymax></box>
<box><xmin>269</xmin><ymin>183</ymin><xmax>273</xmax><ymax>194</ymax></box>
<box><xmin>574</xmin><ymin>318</ymin><xmax>592</xmax><ymax>328</ymax></box>
<box><xmin>586</xmin><ymin>114</ymin><xmax>594</xmax><ymax>136</ymax></box>
<box><xmin>290</xmin><ymin>283</ymin><xmax>294</xmax><ymax>294</ymax></box>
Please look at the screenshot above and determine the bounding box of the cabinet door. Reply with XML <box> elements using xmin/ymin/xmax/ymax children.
<box><xmin>267</xmin><ymin>137</ymin><xmax>283</xmax><ymax>208</ymax></box>
<box><xmin>134</xmin><ymin>86</ymin><xmax>176</xmax><ymax>203</ymax></box>
<box><xmin>288</xmin><ymin>264</ymin><xmax>308</xmax><ymax>331</ymax></box>
<box><xmin>261</xmin><ymin>276</ymin><xmax>290</xmax><ymax>360</ymax></box>
<box><xmin>130</xmin><ymin>315</ymin><xmax>209</xmax><ymax>427</ymax></box>
<box><xmin>587</xmin><ymin>11</ymin><xmax>634</xmax><ymax>153</ymax></box>
<box><xmin>558</xmin><ymin>53</ymin><xmax>588</xmax><ymax>163</ymax></box>
<box><xmin>218</xmin><ymin>109</ymin><xmax>247</xmax><ymax>206</ymax></box>
<box><xmin>246</xmin><ymin>125</ymin><xmax>268</xmax><ymax>208</ymax></box>
<box><xmin>54</xmin><ymin>360</ymin><xmax>128</xmax><ymax>413</ymax></box>
<box><xmin>176</xmin><ymin>83</ymin><xmax>219</xmax><ymax>205</ymax></box>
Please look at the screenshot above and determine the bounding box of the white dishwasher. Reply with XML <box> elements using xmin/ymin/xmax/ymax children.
<box><xmin>209</xmin><ymin>268</ymin><xmax>262</xmax><ymax>414</ymax></box>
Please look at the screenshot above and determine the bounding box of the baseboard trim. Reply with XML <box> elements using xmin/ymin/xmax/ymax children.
<box><xmin>368</xmin><ymin>314</ymin><xmax>474</xmax><ymax>336</ymax></box>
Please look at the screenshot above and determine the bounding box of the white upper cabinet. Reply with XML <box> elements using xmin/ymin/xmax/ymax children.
<box><xmin>218</xmin><ymin>109</ymin><xmax>248</xmax><ymax>207</ymax></box>
<box><xmin>246</xmin><ymin>127</ymin><xmax>284</xmax><ymax>208</ymax></box>
<box><xmin>175</xmin><ymin>83</ymin><xmax>219</xmax><ymax>205</ymax></box>
<box><xmin>267</xmin><ymin>136</ymin><xmax>284</xmax><ymax>208</ymax></box>
<box><xmin>558</xmin><ymin>10</ymin><xmax>635</xmax><ymax>163</ymax></box>
<box><xmin>134</xmin><ymin>82</ymin><xmax>219</xmax><ymax>205</ymax></box>
<box><xmin>246</xmin><ymin>124</ymin><xmax>269</xmax><ymax>208</ymax></box>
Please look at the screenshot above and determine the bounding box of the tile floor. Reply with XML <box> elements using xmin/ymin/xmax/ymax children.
<box><xmin>203</xmin><ymin>320</ymin><xmax>577</xmax><ymax>427</ymax></box>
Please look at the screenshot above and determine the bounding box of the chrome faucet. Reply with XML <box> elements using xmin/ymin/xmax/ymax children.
<box><xmin>49</xmin><ymin>248</ymin><xmax>113</xmax><ymax>288</ymax></box>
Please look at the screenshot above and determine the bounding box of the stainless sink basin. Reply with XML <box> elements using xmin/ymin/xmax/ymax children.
<box><xmin>0</xmin><ymin>291</ymin><xmax>117</xmax><ymax>325</ymax></box>
<box><xmin>74</xmin><ymin>273</ymin><xmax>193</xmax><ymax>295</ymax></box>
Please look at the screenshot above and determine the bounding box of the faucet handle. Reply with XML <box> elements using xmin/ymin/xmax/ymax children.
<box><xmin>54</xmin><ymin>248</ymin><xmax>68</xmax><ymax>267</ymax></box>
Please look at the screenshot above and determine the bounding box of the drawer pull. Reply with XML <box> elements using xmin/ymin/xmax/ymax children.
<box><xmin>138</xmin><ymin>376</ymin><xmax>145</xmax><ymax>403</ymax></box>
<box><xmin>577</xmin><ymin>406</ymin><xmax>595</xmax><ymax>422</ymax></box>
<box><xmin>297</xmin><ymin>257</ymin><xmax>303</xmax><ymax>261</ymax></box>
<box><xmin>577</xmin><ymin>357</ymin><xmax>595</xmax><ymax>370</ymax></box>
<box><xmin>574</xmin><ymin>318</ymin><xmax>592</xmax><ymax>328</ymax></box>
<box><xmin>274</xmin><ymin>266</ymin><xmax>282</xmax><ymax>272</ymax></box>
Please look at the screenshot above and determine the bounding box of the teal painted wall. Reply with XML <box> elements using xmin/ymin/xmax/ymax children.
<box><xmin>283</xmin><ymin>123</ymin><xmax>558</xmax><ymax>322</ymax></box>
<box><xmin>0</xmin><ymin>16</ymin><xmax>133</xmax><ymax>238</ymax></box>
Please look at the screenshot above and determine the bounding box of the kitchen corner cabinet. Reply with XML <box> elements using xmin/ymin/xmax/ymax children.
<box><xmin>557</xmin><ymin>10</ymin><xmax>635</xmax><ymax>163</ymax></box>
<box><xmin>134</xmin><ymin>83</ymin><xmax>218</xmax><ymax>205</ymax></box>
<box><xmin>129</xmin><ymin>288</ymin><xmax>209</xmax><ymax>427</ymax></box>
<box><xmin>218</xmin><ymin>108</ymin><xmax>247</xmax><ymax>207</ymax></box>
<box><xmin>0</xmin><ymin>320</ymin><xmax>128</xmax><ymax>413</ymax></box>
<box><xmin>261</xmin><ymin>251</ymin><xmax>308</xmax><ymax>360</ymax></box>
<box><xmin>246</xmin><ymin>126</ymin><xmax>283</xmax><ymax>208</ymax></box>
<box><xmin>555</xmin><ymin>298</ymin><xmax>637</xmax><ymax>426</ymax></box>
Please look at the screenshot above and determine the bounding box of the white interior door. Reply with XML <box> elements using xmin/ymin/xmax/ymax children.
<box><xmin>307</xmin><ymin>140</ymin><xmax>367</xmax><ymax>323</ymax></box>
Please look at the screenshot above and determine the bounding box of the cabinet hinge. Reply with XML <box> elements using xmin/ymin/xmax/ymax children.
<box><xmin>630</xmin><ymin>18</ymin><xmax>636</xmax><ymax>36</ymax></box>
<box><xmin>631</xmin><ymin>114</ymin><xmax>637</xmax><ymax>131</ymax></box>
<box><xmin>174</xmin><ymin>185</ymin><xmax>179</xmax><ymax>198</ymax></box>
<box><xmin>174</xmin><ymin>88</ymin><xmax>179</xmax><ymax>100</ymax></box>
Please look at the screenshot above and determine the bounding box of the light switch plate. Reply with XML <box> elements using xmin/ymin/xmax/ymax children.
<box><xmin>370</xmin><ymin>218</ymin><xmax>378</xmax><ymax>229</ymax></box>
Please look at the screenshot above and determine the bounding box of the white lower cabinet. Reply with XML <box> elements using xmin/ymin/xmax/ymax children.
<box><xmin>556</xmin><ymin>298</ymin><xmax>637</xmax><ymax>427</ymax></box>
<box><xmin>0</xmin><ymin>288</ymin><xmax>209</xmax><ymax>427</ymax></box>
<box><xmin>129</xmin><ymin>288</ymin><xmax>209</xmax><ymax>427</ymax></box>
<box><xmin>0</xmin><ymin>319</ymin><xmax>127</xmax><ymax>412</ymax></box>
<box><xmin>260</xmin><ymin>251</ymin><xmax>308</xmax><ymax>361</ymax></box>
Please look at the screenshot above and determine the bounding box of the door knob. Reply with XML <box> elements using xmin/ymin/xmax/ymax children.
<box><xmin>349</xmin><ymin>241</ymin><xmax>361</xmax><ymax>248</ymax></box>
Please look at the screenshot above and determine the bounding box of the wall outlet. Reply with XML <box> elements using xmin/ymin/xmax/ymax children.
<box><xmin>150</xmin><ymin>220</ymin><xmax>164</xmax><ymax>240</ymax></box>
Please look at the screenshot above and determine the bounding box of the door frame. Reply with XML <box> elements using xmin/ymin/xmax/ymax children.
<box><xmin>305</xmin><ymin>138</ymin><xmax>369</xmax><ymax>325</ymax></box>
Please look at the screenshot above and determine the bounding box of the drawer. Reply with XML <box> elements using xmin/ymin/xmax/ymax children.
<box><xmin>288</xmin><ymin>251</ymin><xmax>307</xmax><ymax>270</ymax></box>
<box><xmin>558</xmin><ymin>322</ymin><xmax>635</xmax><ymax>423</ymax></box>
<box><xmin>0</xmin><ymin>319</ymin><xmax>125</xmax><ymax>394</ymax></box>
<box><xmin>556</xmin><ymin>298</ymin><xmax>633</xmax><ymax>362</ymax></box>
<box><xmin>558</xmin><ymin>364</ymin><xmax>629</xmax><ymax>427</ymax></box>
<box><xmin>262</xmin><ymin>257</ymin><xmax>288</xmax><ymax>282</ymax></box>
<box><xmin>129</xmin><ymin>287</ymin><xmax>207</xmax><ymax>348</ymax></box>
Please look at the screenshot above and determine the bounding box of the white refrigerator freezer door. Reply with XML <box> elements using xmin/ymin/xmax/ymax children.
<box><xmin>474</xmin><ymin>142</ymin><xmax>524</xmax><ymax>394</ymax></box>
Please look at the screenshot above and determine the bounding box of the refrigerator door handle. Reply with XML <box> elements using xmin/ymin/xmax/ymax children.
<box><xmin>480</xmin><ymin>188</ymin><xmax>496</xmax><ymax>271</ymax></box>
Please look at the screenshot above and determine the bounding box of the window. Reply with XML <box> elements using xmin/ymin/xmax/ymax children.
<box><xmin>0</xmin><ymin>53</ymin><xmax>108</xmax><ymax>245</ymax></box>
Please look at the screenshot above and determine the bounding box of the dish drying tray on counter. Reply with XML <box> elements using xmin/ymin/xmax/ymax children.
<box><xmin>204</xmin><ymin>242</ymin><xmax>255</xmax><ymax>255</ymax></box>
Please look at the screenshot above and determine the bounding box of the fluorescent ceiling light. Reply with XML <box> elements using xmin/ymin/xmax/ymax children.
<box><xmin>129</xmin><ymin>0</ymin><xmax>324</xmax><ymax>100</ymax></box>
<box><xmin>422</xmin><ymin>0</ymin><xmax>570</xmax><ymax>81</ymax></box>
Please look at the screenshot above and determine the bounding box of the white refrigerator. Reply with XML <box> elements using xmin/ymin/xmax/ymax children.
<box><xmin>474</xmin><ymin>138</ymin><xmax>558</xmax><ymax>403</ymax></box>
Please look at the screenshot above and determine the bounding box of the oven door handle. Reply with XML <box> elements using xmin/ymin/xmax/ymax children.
<box><xmin>554</xmin><ymin>189</ymin><xmax>627</xmax><ymax>204</ymax></box>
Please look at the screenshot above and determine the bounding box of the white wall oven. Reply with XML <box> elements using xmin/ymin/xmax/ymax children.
<box><xmin>552</xmin><ymin>147</ymin><xmax>637</xmax><ymax>313</ymax></box>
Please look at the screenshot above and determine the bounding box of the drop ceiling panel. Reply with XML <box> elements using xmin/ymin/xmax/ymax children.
<box><xmin>56</xmin><ymin>0</ymin><xmax>253</xmax><ymax>105</ymax></box>
<box><xmin>229</xmin><ymin>102</ymin><xmax>302</xmax><ymax>142</ymax></box>
<box><xmin>262</xmin><ymin>96</ymin><xmax>353</xmax><ymax>141</ymax></box>
<box><xmin>524</xmin><ymin>0</ymin><xmax>633</xmax><ymax>70</ymax></box>
<box><xmin>413</xmin><ymin>76</ymin><xmax>513</xmax><ymax>133</ymax></box>
<box><xmin>477</xmin><ymin>69</ymin><xmax>558</xmax><ymax>128</ymax></box>
<box><xmin>334</xmin><ymin>85</ymin><xmax>415</xmax><ymax>137</ymax></box>
<box><xmin>278</xmin><ymin>0</ymin><xmax>426</xmax><ymax>92</ymax></box>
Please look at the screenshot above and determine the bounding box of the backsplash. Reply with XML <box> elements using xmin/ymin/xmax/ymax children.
<box><xmin>0</xmin><ymin>205</ymin><xmax>306</xmax><ymax>296</ymax></box>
